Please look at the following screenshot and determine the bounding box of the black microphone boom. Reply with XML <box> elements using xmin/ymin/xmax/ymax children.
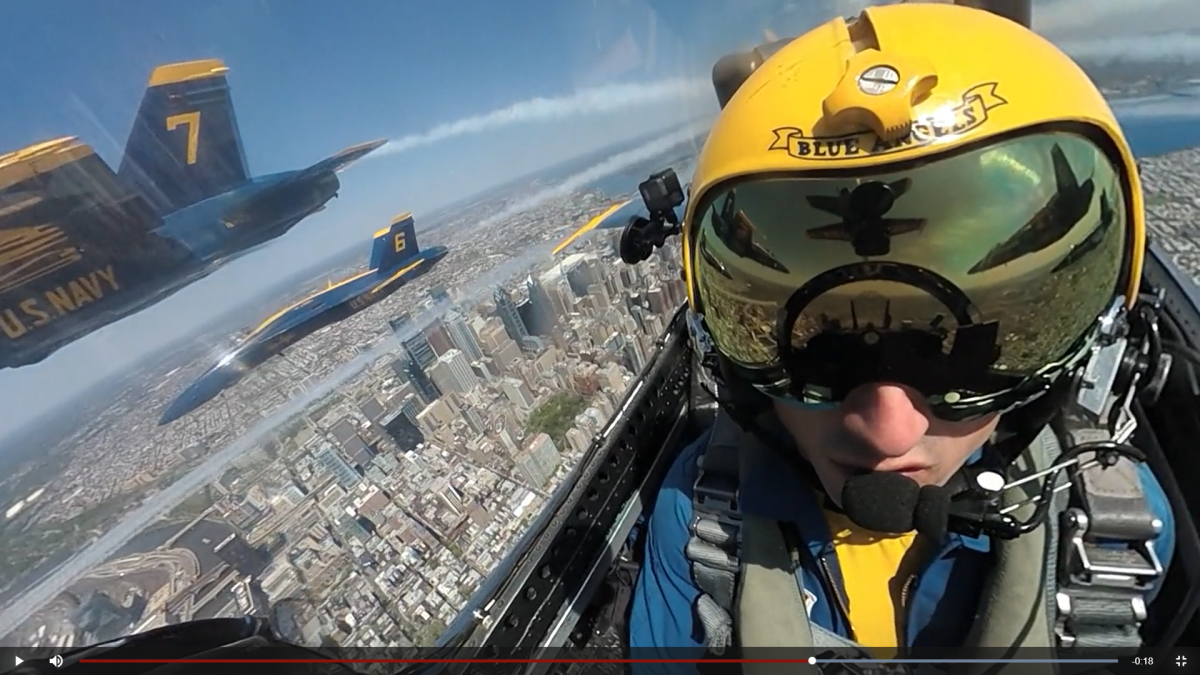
<box><xmin>840</xmin><ymin>472</ymin><xmax>920</xmax><ymax>533</ymax></box>
<box><xmin>841</xmin><ymin>473</ymin><xmax>962</xmax><ymax>539</ymax></box>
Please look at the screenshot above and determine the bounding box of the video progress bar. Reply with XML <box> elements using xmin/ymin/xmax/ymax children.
<box><xmin>815</xmin><ymin>660</ymin><xmax>1121</xmax><ymax>664</ymax></box>
<box><xmin>77</xmin><ymin>658</ymin><xmax>1124</xmax><ymax>665</ymax></box>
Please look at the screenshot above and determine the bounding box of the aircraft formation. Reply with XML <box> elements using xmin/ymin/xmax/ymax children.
<box><xmin>0</xmin><ymin>58</ymin><xmax>384</xmax><ymax>370</ymax></box>
<box><xmin>9</xmin><ymin>0</ymin><xmax>1200</xmax><ymax>659</ymax></box>
<box><xmin>158</xmin><ymin>212</ymin><xmax>449</xmax><ymax>425</ymax></box>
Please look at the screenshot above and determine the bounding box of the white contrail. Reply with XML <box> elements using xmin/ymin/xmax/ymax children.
<box><xmin>1036</xmin><ymin>0</ymin><xmax>1194</xmax><ymax>36</ymax></box>
<box><xmin>474</xmin><ymin>121</ymin><xmax>710</xmax><ymax>232</ymax></box>
<box><xmin>0</xmin><ymin>124</ymin><xmax>712</xmax><ymax>637</ymax></box>
<box><xmin>372</xmin><ymin>78</ymin><xmax>708</xmax><ymax>158</ymax></box>
<box><xmin>1111</xmin><ymin>89</ymin><xmax>1200</xmax><ymax>119</ymax></box>
<box><xmin>1059</xmin><ymin>33</ymin><xmax>1200</xmax><ymax>64</ymax></box>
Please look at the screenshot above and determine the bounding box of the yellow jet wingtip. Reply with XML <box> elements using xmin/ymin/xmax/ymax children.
<box><xmin>0</xmin><ymin>137</ymin><xmax>98</xmax><ymax>192</ymax></box>
<box><xmin>552</xmin><ymin>199</ymin><xmax>635</xmax><ymax>255</ymax></box>
<box><xmin>148</xmin><ymin>59</ymin><xmax>230</xmax><ymax>87</ymax></box>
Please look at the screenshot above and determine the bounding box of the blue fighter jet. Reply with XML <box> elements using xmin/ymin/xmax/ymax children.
<box><xmin>158</xmin><ymin>213</ymin><xmax>449</xmax><ymax>425</ymax></box>
<box><xmin>0</xmin><ymin>58</ymin><xmax>384</xmax><ymax>368</ymax></box>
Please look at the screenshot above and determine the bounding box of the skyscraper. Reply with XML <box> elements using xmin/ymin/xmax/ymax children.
<box><xmin>399</xmin><ymin>393</ymin><xmax>423</xmax><ymax>426</ymax></box>
<box><xmin>424</xmin><ymin>321</ymin><xmax>455</xmax><ymax>357</ymax></box>
<box><xmin>429</xmin><ymin>285</ymin><xmax>451</xmax><ymax>305</ymax></box>
<box><xmin>444</xmin><ymin>310</ymin><xmax>484</xmax><ymax>361</ymax></box>
<box><xmin>461</xmin><ymin>405</ymin><xmax>486</xmax><ymax>436</ymax></box>
<box><xmin>514</xmin><ymin>433</ymin><xmax>561</xmax><ymax>487</ymax></box>
<box><xmin>404</xmin><ymin>358</ymin><xmax>441</xmax><ymax>404</ymax></box>
<box><xmin>389</xmin><ymin>311</ymin><xmax>413</xmax><ymax>335</ymax></box>
<box><xmin>524</xmin><ymin>274</ymin><xmax>558</xmax><ymax>337</ymax></box>
<box><xmin>402</xmin><ymin>333</ymin><xmax>436</xmax><ymax>369</ymax></box>
<box><xmin>391</xmin><ymin>312</ymin><xmax>436</xmax><ymax>368</ymax></box>
<box><xmin>494</xmin><ymin>285</ymin><xmax>535</xmax><ymax>352</ymax></box>
<box><xmin>430</xmin><ymin>348</ymin><xmax>479</xmax><ymax>396</ymax></box>
<box><xmin>390</xmin><ymin>358</ymin><xmax>411</xmax><ymax>384</ymax></box>
<box><xmin>316</xmin><ymin>444</ymin><xmax>361</xmax><ymax>488</ymax></box>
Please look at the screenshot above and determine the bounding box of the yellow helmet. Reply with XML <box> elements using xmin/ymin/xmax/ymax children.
<box><xmin>683</xmin><ymin>2</ymin><xmax>1144</xmax><ymax>419</ymax></box>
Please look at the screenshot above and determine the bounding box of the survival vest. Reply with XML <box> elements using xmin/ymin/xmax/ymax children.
<box><xmin>684</xmin><ymin>410</ymin><xmax>1166</xmax><ymax>675</ymax></box>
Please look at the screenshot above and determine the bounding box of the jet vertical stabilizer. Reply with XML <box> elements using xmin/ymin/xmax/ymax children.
<box><xmin>370</xmin><ymin>212</ymin><xmax>420</xmax><ymax>273</ymax></box>
<box><xmin>118</xmin><ymin>59</ymin><xmax>251</xmax><ymax>217</ymax></box>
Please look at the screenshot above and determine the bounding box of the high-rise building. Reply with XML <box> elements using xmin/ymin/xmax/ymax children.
<box><xmin>214</xmin><ymin>533</ymin><xmax>270</xmax><ymax>577</ymax></box>
<box><xmin>623</xmin><ymin>339</ymin><xmax>646</xmax><ymax>373</ymax></box>
<box><xmin>646</xmin><ymin>286</ymin><xmax>668</xmax><ymax>316</ymax></box>
<box><xmin>388</xmin><ymin>311</ymin><xmax>413</xmax><ymax>336</ymax></box>
<box><xmin>494</xmin><ymin>286</ymin><xmax>536</xmax><ymax>352</ymax></box>
<box><xmin>501</xmin><ymin>377</ymin><xmax>536</xmax><ymax>409</ymax></box>
<box><xmin>588</xmin><ymin>283</ymin><xmax>611</xmax><ymax>309</ymax></box>
<box><xmin>382</xmin><ymin>410</ymin><xmax>424</xmax><ymax>450</ymax></box>
<box><xmin>444</xmin><ymin>310</ymin><xmax>484</xmax><ymax>361</ymax></box>
<box><xmin>358</xmin><ymin>396</ymin><xmax>387</xmax><ymax>426</ymax></box>
<box><xmin>399</xmin><ymin>393</ymin><xmax>423</xmax><ymax>426</ymax></box>
<box><xmin>461</xmin><ymin>405</ymin><xmax>486</xmax><ymax>435</ymax></box>
<box><xmin>514</xmin><ymin>433</ymin><xmax>561</xmax><ymax>487</ymax></box>
<box><xmin>402</xmin><ymin>332</ymin><xmax>436</xmax><ymax>369</ymax></box>
<box><xmin>424</xmin><ymin>321</ymin><xmax>455</xmax><ymax>357</ymax></box>
<box><xmin>404</xmin><ymin>358</ymin><xmax>441</xmax><ymax>403</ymax></box>
<box><xmin>566</xmin><ymin>258</ymin><xmax>600</xmax><ymax>297</ymax></box>
<box><xmin>430</xmin><ymin>348</ymin><xmax>479</xmax><ymax>395</ymax></box>
<box><xmin>619</xmin><ymin>267</ymin><xmax>637</xmax><ymax>292</ymax></box>
<box><xmin>390</xmin><ymin>358</ymin><xmax>411</xmax><ymax>384</ymax></box>
<box><xmin>429</xmin><ymin>285</ymin><xmax>451</xmax><ymax>305</ymax></box>
<box><xmin>316</xmin><ymin>443</ymin><xmax>361</xmax><ymax>488</ymax></box>
<box><xmin>524</xmin><ymin>274</ymin><xmax>558</xmax><ymax>337</ymax></box>
<box><xmin>630</xmin><ymin>305</ymin><xmax>647</xmax><ymax>334</ymax></box>
<box><xmin>667</xmin><ymin>278</ymin><xmax>687</xmax><ymax>309</ymax></box>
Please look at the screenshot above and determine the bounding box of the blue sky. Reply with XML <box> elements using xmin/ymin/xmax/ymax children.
<box><xmin>0</xmin><ymin>0</ymin><xmax>802</xmax><ymax>437</ymax></box>
<box><xmin>0</xmin><ymin>0</ymin><xmax>1193</xmax><ymax>439</ymax></box>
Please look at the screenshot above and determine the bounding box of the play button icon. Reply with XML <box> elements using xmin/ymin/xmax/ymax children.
<box><xmin>13</xmin><ymin>656</ymin><xmax>21</xmax><ymax>666</ymax></box>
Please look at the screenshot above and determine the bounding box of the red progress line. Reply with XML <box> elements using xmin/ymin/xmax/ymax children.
<box><xmin>80</xmin><ymin>659</ymin><xmax>817</xmax><ymax>664</ymax></box>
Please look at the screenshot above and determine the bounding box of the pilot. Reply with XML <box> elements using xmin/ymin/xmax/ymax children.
<box><xmin>627</xmin><ymin>2</ymin><xmax>1177</xmax><ymax>670</ymax></box>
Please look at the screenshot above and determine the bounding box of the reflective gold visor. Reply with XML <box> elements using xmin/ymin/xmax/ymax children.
<box><xmin>692</xmin><ymin>131</ymin><xmax>1128</xmax><ymax>411</ymax></box>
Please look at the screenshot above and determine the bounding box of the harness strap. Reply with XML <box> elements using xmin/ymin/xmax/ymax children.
<box><xmin>1056</xmin><ymin>429</ymin><xmax>1163</xmax><ymax>652</ymax></box>
<box><xmin>688</xmin><ymin>412</ymin><xmax>744</xmax><ymax>654</ymax></box>
<box><xmin>954</xmin><ymin>426</ymin><xmax>1062</xmax><ymax>675</ymax></box>
<box><xmin>683</xmin><ymin>412</ymin><xmax>1164</xmax><ymax>663</ymax></box>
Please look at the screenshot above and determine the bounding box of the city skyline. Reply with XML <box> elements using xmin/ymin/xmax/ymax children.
<box><xmin>0</xmin><ymin>176</ymin><xmax>694</xmax><ymax>643</ymax></box>
<box><xmin>0</xmin><ymin>0</ymin><xmax>1197</xmax><ymax>652</ymax></box>
<box><xmin>0</xmin><ymin>0</ymin><xmax>1194</xmax><ymax>441</ymax></box>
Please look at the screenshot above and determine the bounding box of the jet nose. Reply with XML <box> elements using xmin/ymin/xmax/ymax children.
<box><xmin>158</xmin><ymin>393</ymin><xmax>197</xmax><ymax>426</ymax></box>
<box><xmin>158</xmin><ymin>365</ymin><xmax>240</xmax><ymax>425</ymax></box>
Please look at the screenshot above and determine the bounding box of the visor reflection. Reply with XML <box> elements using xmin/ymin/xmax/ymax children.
<box><xmin>693</xmin><ymin>131</ymin><xmax>1127</xmax><ymax>398</ymax></box>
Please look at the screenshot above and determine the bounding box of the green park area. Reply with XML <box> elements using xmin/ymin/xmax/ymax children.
<box><xmin>525</xmin><ymin>391</ymin><xmax>588</xmax><ymax>449</ymax></box>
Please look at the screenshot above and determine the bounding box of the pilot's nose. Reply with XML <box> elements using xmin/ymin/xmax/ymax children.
<box><xmin>838</xmin><ymin>383</ymin><xmax>930</xmax><ymax>459</ymax></box>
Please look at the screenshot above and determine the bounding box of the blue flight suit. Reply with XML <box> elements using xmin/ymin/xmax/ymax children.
<box><xmin>627</xmin><ymin>429</ymin><xmax>1177</xmax><ymax>673</ymax></box>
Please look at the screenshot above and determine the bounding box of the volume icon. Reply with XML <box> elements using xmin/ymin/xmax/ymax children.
<box><xmin>50</xmin><ymin>655</ymin><xmax>63</xmax><ymax>668</ymax></box>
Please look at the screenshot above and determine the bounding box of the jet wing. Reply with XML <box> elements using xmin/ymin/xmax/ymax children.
<box><xmin>246</xmin><ymin>269</ymin><xmax>375</xmax><ymax>343</ymax></box>
<box><xmin>0</xmin><ymin>137</ymin><xmax>190</xmax><ymax>368</ymax></box>
<box><xmin>287</xmin><ymin>139</ymin><xmax>387</xmax><ymax>183</ymax></box>
<box><xmin>159</xmin><ymin>269</ymin><xmax>378</xmax><ymax>424</ymax></box>
<box><xmin>553</xmin><ymin>199</ymin><xmax>642</xmax><ymax>255</ymax></box>
<box><xmin>236</xmin><ymin>139</ymin><xmax>385</xmax><ymax>211</ymax></box>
